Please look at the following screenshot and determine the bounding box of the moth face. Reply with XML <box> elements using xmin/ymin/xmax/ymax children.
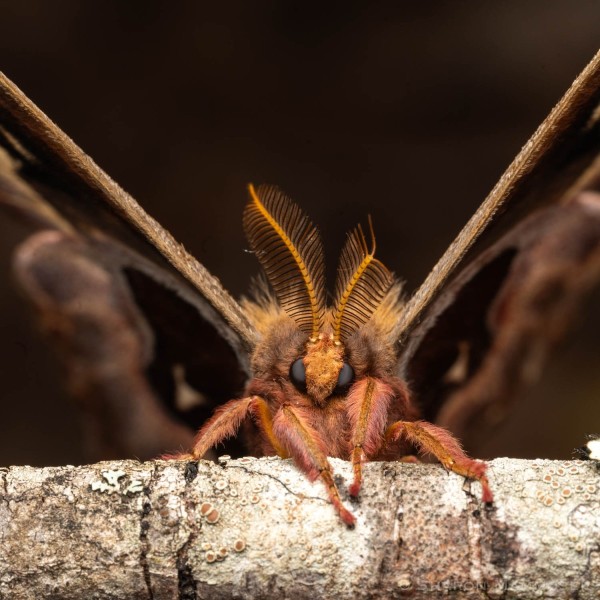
<box><xmin>250</xmin><ymin>317</ymin><xmax>354</xmax><ymax>404</ymax></box>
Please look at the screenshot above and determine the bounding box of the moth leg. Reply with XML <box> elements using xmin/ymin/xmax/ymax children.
<box><xmin>398</xmin><ymin>455</ymin><xmax>420</xmax><ymax>463</ymax></box>
<box><xmin>385</xmin><ymin>420</ymin><xmax>493</xmax><ymax>503</ymax></box>
<box><xmin>274</xmin><ymin>405</ymin><xmax>356</xmax><ymax>527</ymax></box>
<box><xmin>346</xmin><ymin>377</ymin><xmax>394</xmax><ymax>497</ymax></box>
<box><xmin>161</xmin><ymin>396</ymin><xmax>254</xmax><ymax>460</ymax></box>
<box><xmin>248</xmin><ymin>397</ymin><xmax>288</xmax><ymax>458</ymax></box>
<box><xmin>164</xmin><ymin>395</ymin><xmax>287</xmax><ymax>460</ymax></box>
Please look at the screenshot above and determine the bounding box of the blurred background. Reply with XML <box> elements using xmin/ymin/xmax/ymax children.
<box><xmin>0</xmin><ymin>0</ymin><xmax>598</xmax><ymax>466</ymax></box>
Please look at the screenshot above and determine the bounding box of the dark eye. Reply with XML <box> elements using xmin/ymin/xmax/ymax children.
<box><xmin>289</xmin><ymin>358</ymin><xmax>306</xmax><ymax>390</ymax></box>
<box><xmin>336</xmin><ymin>362</ymin><xmax>354</xmax><ymax>390</ymax></box>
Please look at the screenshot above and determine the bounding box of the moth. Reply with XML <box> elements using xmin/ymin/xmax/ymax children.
<box><xmin>167</xmin><ymin>183</ymin><xmax>491</xmax><ymax>526</ymax></box>
<box><xmin>1</xmin><ymin>50</ymin><xmax>600</xmax><ymax>524</ymax></box>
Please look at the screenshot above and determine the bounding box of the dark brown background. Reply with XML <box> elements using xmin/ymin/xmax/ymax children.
<box><xmin>1</xmin><ymin>1</ymin><xmax>599</xmax><ymax>466</ymax></box>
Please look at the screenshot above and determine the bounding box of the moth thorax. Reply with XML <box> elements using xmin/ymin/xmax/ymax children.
<box><xmin>303</xmin><ymin>332</ymin><xmax>344</xmax><ymax>405</ymax></box>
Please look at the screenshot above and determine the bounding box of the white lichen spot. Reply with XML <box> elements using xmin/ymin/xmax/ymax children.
<box><xmin>214</xmin><ymin>479</ymin><xmax>228</xmax><ymax>491</ymax></box>
<box><xmin>91</xmin><ymin>470</ymin><xmax>126</xmax><ymax>494</ymax></box>
<box><xmin>62</xmin><ymin>487</ymin><xmax>75</xmax><ymax>502</ymax></box>
<box><xmin>218</xmin><ymin>455</ymin><xmax>231</xmax><ymax>464</ymax></box>
<box><xmin>586</xmin><ymin>438</ymin><xmax>600</xmax><ymax>460</ymax></box>
<box><xmin>103</xmin><ymin>470</ymin><xmax>126</xmax><ymax>487</ymax></box>
<box><xmin>201</xmin><ymin>542</ymin><xmax>212</xmax><ymax>551</ymax></box>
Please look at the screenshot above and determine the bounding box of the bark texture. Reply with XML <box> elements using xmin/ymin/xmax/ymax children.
<box><xmin>0</xmin><ymin>457</ymin><xmax>599</xmax><ymax>599</ymax></box>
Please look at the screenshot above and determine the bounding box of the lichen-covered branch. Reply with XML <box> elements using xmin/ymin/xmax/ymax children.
<box><xmin>0</xmin><ymin>457</ymin><xmax>598</xmax><ymax>599</ymax></box>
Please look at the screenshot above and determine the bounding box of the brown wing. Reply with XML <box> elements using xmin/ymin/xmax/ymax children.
<box><xmin>0</xmin><ymin>73</ymin><xmax>254</xmax><ymax>460</ymax></box>
<box><xmin>398</xmin><ymin>51</ymin><xmax>600</xmax><ymax>451</ymax></box>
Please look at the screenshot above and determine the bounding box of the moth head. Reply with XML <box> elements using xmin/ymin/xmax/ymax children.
<box><xmin>290</xmin><ymin>333</ymin><xmax>351</xmax><ymax>405</ymax></box>
<box><xmin>244</xmin><ymin>183</ymin><xmax>394</xmax><ymax>403</ymax></box>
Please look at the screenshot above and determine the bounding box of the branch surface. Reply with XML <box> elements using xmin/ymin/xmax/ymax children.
<box><xmin>1</xmin><ymin>457</ymin><xmax>599</xmax><ymax>599</ymax></box>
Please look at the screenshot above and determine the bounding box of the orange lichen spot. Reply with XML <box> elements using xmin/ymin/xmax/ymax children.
<box><xmin>200</xmin><ymin>502</ymin><xmax>213</xmax><ymax>516</ymax></box>
<box><xmin>233</xmin><ymin>539</ymin><xmax>246</xmax><ymax>553</ymax></box>
<box><xmin>206</xmin><ymin>508</ymin><xmax>220</xmax><ymax>524</ymax></box>
<box><xmin>205</xmin><ymin>551</ymin><xmax>217</xmax><ymax>563</ymax></box>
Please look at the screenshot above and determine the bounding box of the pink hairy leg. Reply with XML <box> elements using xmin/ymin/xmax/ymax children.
<box><xmin>386</xmin><ymin>419</ymin><xmax>493</xmax><ymax>503</ymax></box>
<box><xmin>273</xmin><ymin>405</ymin><xmax>356</xmax><ymax>527</ymax></box>
<box><xmin>346</xmin><ymin>377</ymin><xmax>394</xmax><ymax>497</ymax></box>
<box><xmin>164</xmin><ymin>395</ymin><xmax>284</xmax><ymax>460</ymax></box>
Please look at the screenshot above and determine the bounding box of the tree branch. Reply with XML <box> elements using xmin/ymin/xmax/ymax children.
<box><xmin>1</xmin><ymin>457</ymin><xmax>598</xmax><ymax>599</ymax></box>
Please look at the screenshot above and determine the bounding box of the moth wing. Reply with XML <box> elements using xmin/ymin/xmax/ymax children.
<box><xmin>0</xmin><ymin>73</ymin><xmax>255</xmax><ymax>460</ymax></box>
<box><xmin>396</xmin><ymin>51</ymin><xmax>600</xmax><ymax>450</ymax></box>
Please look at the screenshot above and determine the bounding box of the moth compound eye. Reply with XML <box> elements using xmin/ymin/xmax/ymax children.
<box><xmin>336</xmin><ymin>362</ymin><xmax>354</xmax><ymax>389</ymax></box>
<box><xmin>289</xmin><ymin>358</ymin><xmax>307</xmax><ymax>389</ymax></box>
